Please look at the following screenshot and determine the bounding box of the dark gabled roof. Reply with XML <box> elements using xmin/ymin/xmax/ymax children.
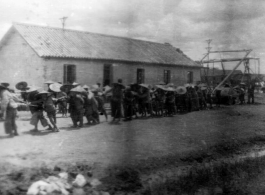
<box><xmin>10</xmin><ymin>23</ymin><xmax>199</xmax><ymax>67</ymax></box>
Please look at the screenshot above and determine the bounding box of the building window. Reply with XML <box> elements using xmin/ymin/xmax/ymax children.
<box><xmin>164</xmin><ymin>70</ymin><xmax>171</xmax><ymax>84</ymax></box>
<box><xmin>103</xmin><ymin>64</ymin><xmax>113</xmax><ymax>86</ymax></box>
<box><xmin>187</xmin><ymin>71</ymin><xmax>193</xmax><ymax>83</ymax></box>
<box><xmin>64</xmin><ymin>64</ymin><xmax>76</xmax><ymax>84</ymax></box>
<box><xmin>137</xmin><ymin>68</ymin><xmax>145</xmax><ymax>84</ymax></box>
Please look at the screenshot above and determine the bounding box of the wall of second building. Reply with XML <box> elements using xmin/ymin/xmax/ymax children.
<box><xmin>43</xmin><ymin>59</ymin><xmax>201</xmax><ymax>87</ymax></box>
<box><xmin>0</xmin><ymin>29</ymin><xmax>45</xmax><ymax>88</ymax></box>
<box><xmin>113</xmin><ymin>63</ymin><xmax>201</xmax><ymax>86</ymax></box>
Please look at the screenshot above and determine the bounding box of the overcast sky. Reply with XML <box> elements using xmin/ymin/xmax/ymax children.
<box><xmin>0</xmin><ymin>0</ymin><xmax>264</xmax><ymax>73</ymax></box>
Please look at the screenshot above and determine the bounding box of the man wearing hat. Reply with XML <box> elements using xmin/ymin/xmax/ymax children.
<box><xmin>0</xmin><ymin>84</ymin><xmax>22</xmax><ymax>120</ymax></box>
<box><xmin>91</xmin><ymin>86</ymin><xmax>107</xmax><ymax>122</ymax></box>
<box><xmin>237</xmin><ymin>86</ymin><xmax>245</xmax><ymax>105</ymax></box>
<box><xmin>41</xmin><ymin>92</ymin><xmax>59</xmax><ymax>132</ymax></box>
<box><xmin>138</xmin><ymin>84</ymin><xmax>152</xmax><ymax>117</ymax></box>
<box><xmin>69</xmin><ymin>88</ymin><xmax>85</xmax><ymax>127</ymax></box>
<box><xmin>84</xmin><ymin>88</ymin><xmax>99</xmax><ymax>124</ymax></box>
<box><xmin>165</xmin><ymin>89</ymin><xmax>176</xmax><ymax>116</ymax></box>
<box><xmin>215</xmin><ymin>84</ymin><xmax>222</xmax><ymax>107</ymax></box>
<box><xmin>27</xmin><ymin>89</ymin><xmax>53</xmax><ymax>131</ymax></box>
<box><xmin>206</xmin><ymin>87</ymin><xmax>214</xmax><ymax>109</ymax></box>
<box><xmin>57</xmin><ymin>92</ymin><xmax>68</xmax><ymax>117</ymax></box>
<box><xmin>190</xmin><ymin>87</ymin><xmax>199</xmax><ymax>111</ymax></box>
<box><xmin>123</xmin><ymin>85</ymin><xmax>134</xmax><ymax>121</ymax></box>
<box><xmin>185</xmin><ymin>86</ymin><xmax>192</xmax><ymax>112</ymax></box>
<box><xmin>104</xmin><ymin>79</ymin><xmax>125</xmax><ymax>122</ymax></box>
<box><xmin>196</xmin><ymin>86</ymin><xmax>207</xmax><ymax>110</ymax></box>
<box><xmin>247</xmin><ymin>82</ymin><xmax>255</xmax><ymax>104</ymax></box>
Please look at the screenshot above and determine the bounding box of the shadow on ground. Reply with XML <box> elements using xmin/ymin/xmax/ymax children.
<box><xmin>0</xmin><ymin>135</ymin><xmax>12</xmax><ymax>140</ymax></box>
<box><xmin>22</xmin><ymin>130</ymin><xmax>55</xmax><ymax>136</ymax></box>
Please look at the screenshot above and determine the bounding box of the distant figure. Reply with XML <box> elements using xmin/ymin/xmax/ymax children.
<box><xmin>28</xmin><ymin>91</ymin><xmax>53</xmax><ymax>132</ymax></box>
<box><xmin>123</xmin><ymin>86</ymin><xmax>134</xmax><ymax>120</ymax></box>
<box><xmin>69</xmin><ymin>91</ymin><xmax>85</xmax><ymax>128</ymax></box>
<box><xmin>42</xmin><ymin>93</ymin><xmax>59</xmax><ymax>132</ymax></box>
<box><xmin>138</xmin><ymin>85</ymin><xmax>152</xmax><ymax>117</ymax></box>
<box><xmin>4</xmin><ymin>99</ymin><xmax>25</xmax><ymax>136</ymax></box>
<box><xmin>56</xmin><ymin>91</ymin><xmax>68</xmax><ymax>117</ymax></box>
<box><xmin>247</xmin><ymin>83</ymin><xmax>255</xmax><ymax>104</ymax></box>
<box><xmin>104</xmin><ymin>79</ymin><xmax>125</xmax><ymax>122</ymax></box>
<box><xmin>239</xmin><ymin>88</ymin><xmax>245</xmax><ymax>104</ymax></box>
<box><xmin>84</xmin><ymin>90</ymin><xmax>99</xmax><ymax>124</ymax></box>
<box><xmin>92</xmin><ymin>89</ymin><xmax>107</xmax><ymax>121</ymax></box>
<box><xmin>97</xmin><ymin>83</ymin><xmax>102</xmax><ymax>92</ymax></box>
<box><xmin>0</xmin><ymin>85</ymin><xmax>21</xmax><ymax>120</ymax></box>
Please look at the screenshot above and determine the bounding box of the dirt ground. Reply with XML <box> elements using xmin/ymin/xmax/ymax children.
<box><xmin>1</xmin><ymin>93</ymin><xmax>265</xmax><ymax>194</ymax></box>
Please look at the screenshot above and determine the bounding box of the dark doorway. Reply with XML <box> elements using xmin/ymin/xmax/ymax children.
<box><xmin>137</xmin><ymin>68</ymin><xmax>145</xmax><ymax>84</ymax></box>
<box><xmin>187</xmin><ymin>71</ymin><xmax>193</xmax><ymax>83</ymax></box>
<box><xmin>164</xmin><ymin>70</ymin><xmax>171</xmax><ymax>84</ymax></box>
<box><xmin>64</xmin><ymin>64</ymin><xmax>76</xmax><ymax>84</ymax></box>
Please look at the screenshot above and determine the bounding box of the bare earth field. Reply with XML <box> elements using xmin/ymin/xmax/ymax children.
<box><xmin>1</xmin><ymin>93</ymin><xmax>265</xmax><ymax>194</ymax></box>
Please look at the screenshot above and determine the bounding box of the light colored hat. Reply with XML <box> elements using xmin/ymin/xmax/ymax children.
<box><xmin>155</xmin><ymin>85</ymin><xmax>166</xmax><ymax>90</ymax></box>
<box><xmin>44</xmin><ymin>80</ymin><xmax>55</xmax><ymax>84</ymax></box>
<box><xmin>26</xmin><ymin>86</ymin><xmax>41</xmax><ymax>93</ymax></box>
<box><xmin>189</xmin><ymin>84</ymin><xmax>195</xmax><ymax>88</ymax></box>
<box><xmin>83</xmin><ymin>85</ymin><xmax>90</xmax><ymax>89</ymax></box>
<box><xmin>139</xmin><ymin>83</ymin><xmax>150</xmax><ymax>89</ymax></box>
<box><xmin>49</xmin><ymin>83</ymin><xmax>62</xmax><ymax>92</ymax></box>
<box><xmin>103</xmin><ymin>85</ymin><xmax>111</xmax><ymax>92</ymax></box>
<box><xmin>165</xmin><ymin>87</ymin><xmax>175</xmax><ymax>92</ymax></box>
<box><xmin>167</xmin><ymin>83</ymin><xmax>174</xmax><ymax>87</ymax></box>
<box><xmin>72</xmin><ymin>82</ymin><xmax>79</xmax><ymax>86</ymax></box>
<box><xmin>184</xmin><ymin>83</ymin><xmax>190</xmax><ymax>88</ymax></box>
<box><xmin>92</xmin><ymin>84</ymin><xmax>99</xmax><ymax>89</ymax></box>
<box><xmin>37</xmin><ymin>90</ymin><xmax>50</xmax><ymax>95</ymax></box>
<box><xmin>71</xmin><ymin>86</ymin><xmax>86</xmax><ymax>93</ymax></box>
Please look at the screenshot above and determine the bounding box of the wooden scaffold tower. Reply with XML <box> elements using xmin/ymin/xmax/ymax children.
<box><xmin>200</xmin><ymin>41</ymin><xmax>260</xmax><ymax>94</ymax></box>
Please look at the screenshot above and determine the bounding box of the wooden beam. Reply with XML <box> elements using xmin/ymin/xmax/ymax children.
<box><xmin>202</xmin><ymin>57</ymin><xmax>259</xmax><ymax>64</ymax></box>
<box><xmin>209</xmin><ymin>49</ymin><xmax>252</xmax><ymax>53</ymax></box>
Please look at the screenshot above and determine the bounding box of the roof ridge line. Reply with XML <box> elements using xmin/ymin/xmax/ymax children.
<box><xmin>12</xmin><ymin>22</ymin><xmax>174</xmax><ymax>47</ymax></box>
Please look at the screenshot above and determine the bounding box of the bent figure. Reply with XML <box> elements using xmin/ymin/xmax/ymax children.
<box><xmin>4</xmin><ymin>99</ymin><xmax>25</xmax><ymax>136</ymax></box>
<box><xmin>0</xmin><ymin>89</ymin><xmax>20</xmax><ymax>120</ymax></box>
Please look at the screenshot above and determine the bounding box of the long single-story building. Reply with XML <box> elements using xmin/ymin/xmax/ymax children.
<box><xmin>0</xmin><ymin>23</ymin><xmax>201</xmax><ymax>88</ymax></box>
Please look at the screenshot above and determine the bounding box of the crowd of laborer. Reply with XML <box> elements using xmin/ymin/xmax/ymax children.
<box><xmin>0</xmin><ymin>79</ymin><xmax>256</xmax><ymax>136</ymax></box>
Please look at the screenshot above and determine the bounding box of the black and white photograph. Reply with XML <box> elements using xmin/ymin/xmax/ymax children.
<box><xmin>0</xmin><ymin>0</ymin><xmax>265</xmax><ymax>194</ymax></box>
